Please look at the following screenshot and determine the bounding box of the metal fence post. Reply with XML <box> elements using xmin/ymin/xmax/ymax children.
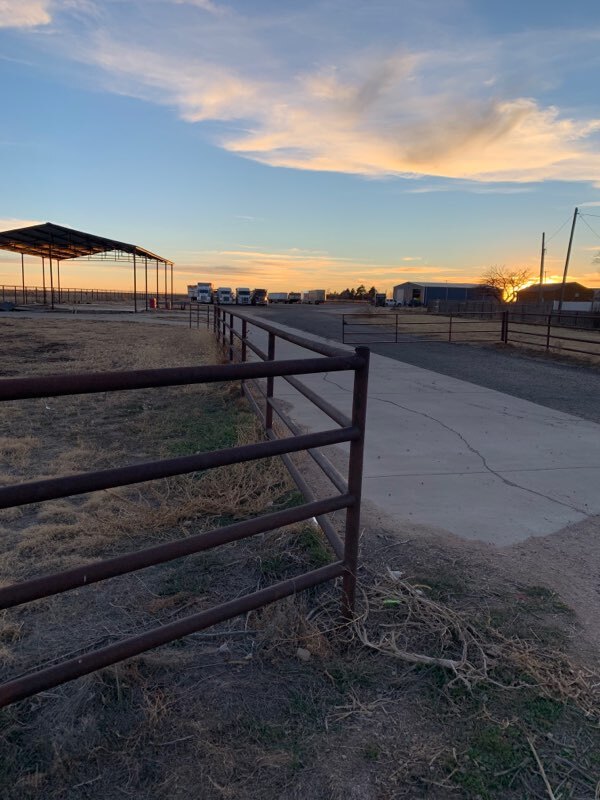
<box><xmin>448</xmin><ymin>313</ymin><xmax>453</xmax><ymax>342</ymax></box>
<box><xmin>188</xmin><ymin>303</ymin><xmax>192</xmax><ymax>329</ymax></box>
<box><xmin>265</xmin><ymin>332</ymin><xmax>276</xmax><ymax>430</ymax></box>
<box><xmin>240</xmin><ymin>319</ymin><xmax>248</xmax><ymax>396</ymax></box>
<box><xmin>395</xmin><ymin>313</ymin><xmax>398</xmax><ymax>343</ymax></box>
<box><xmin>342</xmin><ymin>346</ymin><xmax>370</xmax><ymax>617</ymax></box>
<box><xmin>241</xmin><ymin>319</ymin><xmax>247</xmax><ymax>363</ymax></box>
<box><xmin>229</xmin><ymin>313</ymin><xmax>234</xmax><ymax>362</ymax></box>
<box><xmin>501</xmin><ymin>310</ymin><xmax>509</xmax><ymax>344</ymax></box>
<box><xmin>546</xmin><ymin>312</ymin><xmax>552</xmax><ymax>352</ymax></box>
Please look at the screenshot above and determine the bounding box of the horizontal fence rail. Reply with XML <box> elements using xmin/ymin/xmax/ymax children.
<box><xmin>0</xmin><ymin>305</ymin><xmax>369</xmax><ymax>708</ymax></box>
<box><xmin>342</xmin><ymin>311</ymin><xmax>504</xmax><ymax>345</ymax></box>
<box><xmin>213</xmin><ymin>305</ymin><xmax>369</xmax><ymax>618</ymax></box>
<box><xmin>341</xmin><ymin>310</ymin><xmax>600</xmax><ymax>359</ymax></box>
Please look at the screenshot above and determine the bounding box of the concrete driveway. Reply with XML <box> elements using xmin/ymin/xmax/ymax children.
<box><xmin>240</xmin><ymin>314</ymin><xmax>600</xmax><ymax>546</ymax></box>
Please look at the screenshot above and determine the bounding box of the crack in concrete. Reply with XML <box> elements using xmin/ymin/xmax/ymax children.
<box><xmin>321</xmin><ymin>373</ymin><xmax>589</xmax><ymax>515</ymax></box>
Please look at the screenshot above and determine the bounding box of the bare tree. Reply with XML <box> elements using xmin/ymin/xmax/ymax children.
<box><xmin>480</xmin><ymin>265</ymin><xmax>533</xmax><ymax>303</ymax></box>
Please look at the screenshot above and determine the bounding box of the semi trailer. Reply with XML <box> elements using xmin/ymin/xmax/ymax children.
<box><xmin>305</xmin><ymin>289</ymin><xmax>325</xmax><ymax>304</ymax></box>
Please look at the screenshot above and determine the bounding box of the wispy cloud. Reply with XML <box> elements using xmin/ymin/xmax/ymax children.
<box><xmin>404</xmin><ymin>183</ymin><xmax>537</xmax><ymax>194</ymax></box>
<box><xmin>172</xmin><ymin>0</ymin><xmax>228</xmax><ymax>17</ymax></box>
<box><xmin>6</xmin><ymin>2</ymin><xmax>600</xmax><ymax>185</ymax></box>
<box><xmin>62</xmin><ymin>14</ymin><xmax>600</xmax><ymax>184</ymax></box>
<box><xmin>0</xmin><ymin>217</ymin><xmax>42</xmax><ymax>230</ymax></box>
<box><xmin>0</xmin><ymin>0</ymin><xmax>52</xmax><ymax>28</ymax></box>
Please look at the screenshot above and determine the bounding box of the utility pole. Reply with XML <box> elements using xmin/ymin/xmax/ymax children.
<box><xmin>557</xmin><ymin>207</ymin><xmax>578</xmax><ymax>315</ymax></box>
<box><xmin>538</xmin><ymin>232</ymin><xmax>545</xmax><ymax>304</ymax></box>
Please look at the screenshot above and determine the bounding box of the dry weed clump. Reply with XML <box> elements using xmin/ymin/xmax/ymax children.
<box><xmin>353</xmin><ymin>569</ymin><xmax>600</xmax><ymax>720</ymax></box>
<box><xmin>190</xmin><ymin>419</ymin><xmax>293</xmax><ymax>520</ymax></box>
<box><xmin>249</xmin><ymin>591</ymin><xmax>332</xmax><ymax>660</ymax></box>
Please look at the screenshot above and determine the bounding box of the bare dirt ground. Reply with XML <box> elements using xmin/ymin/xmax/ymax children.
<box><xmin>0</xmin><ymin>317</ymin><xmax>599</xmax><ymax>799</ymax></box>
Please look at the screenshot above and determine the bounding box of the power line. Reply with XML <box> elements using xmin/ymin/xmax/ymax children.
<box><xmin>545</xmin><ymin>214</ymin><xmax>572</xmax><ymax>243</ymax></box>
<box><xmin>578</xmin><ymin>214</ymin><xmax>600</xmax><ymax>243</ymax></box>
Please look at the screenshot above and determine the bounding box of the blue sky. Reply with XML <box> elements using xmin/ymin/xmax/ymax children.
<box><xmin>1</xmin><ymin>0</ymin><xmax>600</xmax><ymax>292</ymax></box>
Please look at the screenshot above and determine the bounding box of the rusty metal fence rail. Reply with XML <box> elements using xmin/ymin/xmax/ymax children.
<box><xmin>342</xmin><ymin>310</ymin><xmax>600</xmax><ymax>359</ymax></box>
<box><xmin>0</xmin><ymin>314</ymin><xmax>369</xmax><ymax>708</ymax></box>
<box><xmin>342</xmin><ymin>311</ymin><xmax>505</xmax><ymax>344</ymax></box>
<box><xmin>505</xmin><ymin>312</ymin><xmax>600</xmax><ymax>358</ymax></box>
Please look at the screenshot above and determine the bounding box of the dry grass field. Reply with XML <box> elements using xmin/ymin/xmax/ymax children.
<box><xmin>0</xmin><ymin>316</ymin><xmax>599</xmax><ymax>799</ymax></box>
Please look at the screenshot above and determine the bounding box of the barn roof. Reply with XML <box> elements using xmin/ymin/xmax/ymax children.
<box><xmin>393</xmin><ymin>281</ymin><xmax>480</xmax><ymax>289</ymax></box>
<box><xmin>0</xmin><ymin>222</ymin><xmax>173</xmax><ymax>265</ymax></box>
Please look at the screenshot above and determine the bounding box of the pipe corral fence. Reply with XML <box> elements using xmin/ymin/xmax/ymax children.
<box><xmin>0</xmin><ymin>308</ymin><xmax>369</xmax><ymax>708</ymax></box>
<box><xmin>342</xmin><ymin>310</ymin><xmax>600</xmax><ymax>359</ymax></box>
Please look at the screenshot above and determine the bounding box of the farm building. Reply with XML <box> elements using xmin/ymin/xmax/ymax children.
<box><xmin>392</xmin><ymin>281</ymin><xmax>494</xmax><ymax>306</ymax></box>
<box><xmin>516</xmin><ymin>282</ymin><xmax>595</xmax><ymax>304</ymax></box>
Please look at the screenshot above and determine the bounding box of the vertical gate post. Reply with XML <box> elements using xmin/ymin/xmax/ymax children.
<box><xmin>395</xmin><ymin>313</ymin><xmax>398</xmax><ymax>343</ymax></box>
<box><xmin>229</xmin><ymin>313</ymin><xmax>234</xmax><ymax>362</ymax></box>
<box><xmin>546</xmin><ymin>312</ymin><xmax>552</xmax><ymax>352</ymax></box>
<box><xmin>241</xmin><ymin>319</ymin><xmax>247</xmax><ymax>363</ymax></box>
<box><xmin>240</xmin><ymin>318</ymin><xmax>248</xmax><ymax>396</ymax></box>
<box><xmin>448</xmin><ymin>313</ymin><xmax>453</xmax><ymax>343</ymax></box>
<box><xmin>501</xmin><ymin>310</ymin><xmax>509</xmax><ymax>344</ymax></box>
<box><xmin>265</xmin><ymin>332</ymin><xmax>276</xmax><ymax>431</ymax></box>
<box><xmin>342</xmin><ymin>346</ymin><xmax>370</xmax><ymax>618</ymax></box>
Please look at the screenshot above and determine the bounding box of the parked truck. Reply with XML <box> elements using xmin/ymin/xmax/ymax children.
<box><xmin>251</xmin><ymin>288</ymin><xmax>268</xmax><ymax>305</ymax></box>
<box><xmin>197</xmin><ymin>282</ymin><xmax>213</xmax><ymax>303</ymax></box>
<box><xmin>215</xmin><ymin>287</ymin><xmax>233</xmax><ymax>304</ymax></box>
<box><xmin>288</xmin><ymin>291</ymin><xmax>301</xmax><ymax>304</ymax></box>
<box><xmin>187</xmin><ymin>282</ymin><xmax>213</xmax><ymax>303</ymax></box>
<box><xmin>235</xmin><ymin>287</ymin><xmax>251</xmax><ymax>305</ymax></box>
<box><xmin>269</xmin><ymin>292</ymin><xmax>289</xmax><ymax>304</ymax></box>
<box><xmin>305</xmin><ymin>289</ymin><xmax>325</xmax><ymax>305</ymax></box>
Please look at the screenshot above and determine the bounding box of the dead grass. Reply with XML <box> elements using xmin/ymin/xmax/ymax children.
<box><xmin>0</xmin><ymin>315</ymin><xmax>599</xmax><ymax>799</ymax></box>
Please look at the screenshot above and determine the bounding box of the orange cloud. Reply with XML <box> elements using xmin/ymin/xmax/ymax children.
<box><xmin>78</xmin><ymin>34</ymin><xmax>600</xmax><ymax>184</ymax></box>
<box><xmin>0</xmin><ymin>1</ymin><xmax>52</xmax><ymax>28</ymax></box>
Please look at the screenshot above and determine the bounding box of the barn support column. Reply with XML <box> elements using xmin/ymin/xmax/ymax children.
<box><xmin>133</xmin><ymin>252</ymin><xmax>138</xmax><ymax>313</ymax></box>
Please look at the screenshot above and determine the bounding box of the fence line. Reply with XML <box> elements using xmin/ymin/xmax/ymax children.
<box><xmin>341</xmin><ymin>310</ymin><xmax>600</xmax><ymax>358</ymax></box>
<box><xmin>0</xmin><ymin>284</ymin><xmax>189</xmax><ymax>307</ymax></box>
<box><xmin>0</xmin><ymin>305</ymin><xmax>370</xmax><ymax>707</ymax></box>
